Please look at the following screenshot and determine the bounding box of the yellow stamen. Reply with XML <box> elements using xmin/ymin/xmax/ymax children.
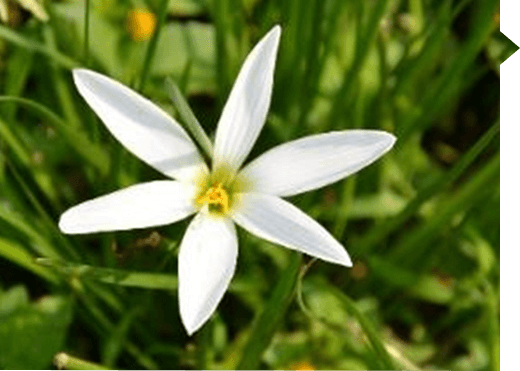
<box><xmin>197</xmin><ymin>182</ymin><xmax>230</xmax><ymax>213</ymax></box>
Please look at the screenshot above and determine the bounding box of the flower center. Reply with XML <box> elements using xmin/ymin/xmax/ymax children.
<box><xmin>196</xmin><ymin>182</ymin><xmax>230</xmax><ymax>214</ymax></box>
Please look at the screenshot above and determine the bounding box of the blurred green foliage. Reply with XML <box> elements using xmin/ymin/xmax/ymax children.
<box><xmin>0</xmin><ymin>285</ymin><xmax>72</xmax><ymax>369</ymax></box>
<box><xmin>0</xmin><ymin>0</ymin><xmax>508</xmax><ymax>369</ymax></box>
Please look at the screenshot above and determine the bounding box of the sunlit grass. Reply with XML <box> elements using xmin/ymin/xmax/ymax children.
<box><xmin>0</xmin><ymin>0</ymin><xmax>507</xmax><ymax>369</ymax></box>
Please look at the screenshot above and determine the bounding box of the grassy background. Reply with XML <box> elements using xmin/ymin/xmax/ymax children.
<box><xmin>0</xmin><ymin>0</ymin><xmax>508</xmax><ymax>369</ymax></box>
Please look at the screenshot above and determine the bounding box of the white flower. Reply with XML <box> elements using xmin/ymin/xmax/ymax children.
<box><xmin>59</xmin><ymin>25</ymin><xmax>396</xmax><ymax>335</ymax></box>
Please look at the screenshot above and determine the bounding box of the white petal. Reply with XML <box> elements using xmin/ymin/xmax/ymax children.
<box><xmin>213</xmin><ymin>25</ymin><xmax>281</xmax><ymax>174</ymax></box>
<box><xmin>59</xmin><ymin>181</ymin><xmax>197</xmax><ymax>234</ymax></box>
<box><xmin>73</xmin><ymin>69</ymin><xmax>208</xmax><ymax>181</ymax></box>
<box><xmin>179</xmin><ymin>212</ymin><xmax>237</xmax><ymax>335</ymax></box>
<box><xmin>239</xmin><ymin>130</ymin><xmax>396</xmax><ymax>197</ymax></box>
<box><xmin>232</xmin><ymin>193</ymin><xmax>351</xmax><ymax>267</ymax></box>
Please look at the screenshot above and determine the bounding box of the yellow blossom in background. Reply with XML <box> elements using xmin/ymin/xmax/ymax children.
<box><xmin>289</xmin><ymin>360</ymin><xmax>315</xmax><ymax>370</ymax></box>
<box><xmin>126</xmin><ymin>8</ymin><xmax>156</xmax><ymax>41</ymax></box>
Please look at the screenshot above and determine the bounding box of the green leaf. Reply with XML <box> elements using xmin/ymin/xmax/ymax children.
<box><xmin>0</xmin><ymin>287</ymin><xmax>73</xmax><ymax>369</ymax></box>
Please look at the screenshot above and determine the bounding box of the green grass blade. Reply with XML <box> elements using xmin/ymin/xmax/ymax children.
<box><xmin>484</xmin><ymin>280</ymin><xmax>500</xmax><ymax>371</ymax></box>
<box><xmin>165</xmin><ymin>77</ymin><xmax>213</xmax><ymax>160</ymax></box>
<box><xmin>235</xmin><ymin>252</ymin><xmax>302</xmax><ymax>369</ymax></box>
<box><xmin>398</xmin><ymin>0</ymin><xmax>497</xmax><ymax>140</ymax></box>
<box><xmin>83</xmin><ymin>0</ymin><xmax>90</xmax><ymax>65</ymax></box>
<box><xmin>313</xmin><ymin>279</ymin><xmax>397</xmax><ymax>369</ymax></box>
<box><xmin>5</xmin><ymin>159</ymin><xmax>81</xmax><ymax>261</ymax></box>
<box><xmin>0</xmin><ymin>96</ymin><xmax>109</xmax><ymax>174</ymax></box>
<box><xmin>37</xmin><ymin>258</ymin><xmax>178</xmax><ymax>290</ymax></box>
<box><xmin>328</xmin><ymin>0</ymin><xmax>390</xmax><ymax>128</ymax></box>
<box><xmin>102</xmin><ymin>309</ymin><xmax>139</xmax><ymax>367</ymax></box>
<box><xmin>36</xmin><ymin>258</ymin><xmax>249</xmax><ymax>293</ymax></box>
<box><xmin>42</xmin><ymin>25</ymin><xmax>83</xmax><ymax>129</ymax></box>
<box><xmin>356</xmin><ymin>120</ymin><xmax>499</xmax><ymax>256</ymax></box>
<box><xmin>0</xmin><ymin>203</ymin><xmax>62</xmax><ymax>259</ymax></box>
<box><xmin>0</xmin><ymin>24</ymin><xmax>79</xmax><ymax>69</ymax></box>
<box><xmin>137</xmin><ymin>0</ymin><xmax>170</xmax><ymax>91</ymax></box>
<box><xmin>0</xmin><ymin>237</ymin><xmax>60</xmax><ymax>284</ymax></box>
<box><xmin>392</xmin><ymin>152</ymin><xmax>500</xmax><ymax>264</ymax></box>
<box><xmin>0</xmin><ymin>116</ymin><xmax>31</xmax><ymax>165</ymax></box>
<box><xmin>55</xmin><ymin>353</ymin><xmax>109</xmax><ymax>370</ymax></box>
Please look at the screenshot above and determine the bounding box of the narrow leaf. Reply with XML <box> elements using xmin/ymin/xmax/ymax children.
<box><xmin>236</xmin><ymin>252</ymin><xmax>302</xmax><ymax>369</ymax></box>
<box><xmin>165</xmin><ymin>77</ymin><xmax>213</xmax><ymax>160</ymax></box>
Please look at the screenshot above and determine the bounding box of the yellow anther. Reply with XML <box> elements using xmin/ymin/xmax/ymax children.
<box><xmin>197</xmin><ymin>182</ymin><xmax>230</xmax><ymax>213</ymax></box>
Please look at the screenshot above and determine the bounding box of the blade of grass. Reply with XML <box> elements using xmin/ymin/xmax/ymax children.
<box><xmin>102</xmin><ymin>308</ymin><xmax>140</xmax><ymax>367</ymax></box>
<box><xmin>84</xmin><ymin>0</ymin><xmax>90</xmax><ymax>66</ymax></box>
<box><xmin>0</xmin><ymin>116</ymin><xmax>31</xmax><ymax>165</ymax></box>
<box><xmin>398</xmin><ymin>0</ymin><xmax>497</xmax><ymax>141</ymax></box>
<box><xmin>0</xmin><ymin>24</ymin><xmax>79</xmax><ymax>69</ymax></box>
<box><xmin>327</xmin><ymin>0</ymin><xmax>390</xmax><ymax>129</ymax></box>
<box><xmin>0</xmin><ymin>203</ymin><xmax>62</xmax><ymax>259</ymax></box>
<box><xmin>391</xmin><ymin>152</ymin><xmax>500</xmax><ymax>264</ymax></box>
<box><xmin>313</xmin><ymin>279</ymin><xmax>397</xmax><ymax>369</ymax></box>
<box><xmin>54</xmin><ymin>353</ymin><xmax>109</xmax><ymax>370</ymax></box>
<box><xmin>5</xmin><ymin>159</ymin><xmax>81</xmax><ymax>261</ymax></box>
<box><xmin>355</xmin><ymin>120</ymin><xmax>499</xmax><ymax>256</ymax></box>
<box><xmin>36</xmin><ymin>258</ymin><xmax>250</xmax><ymax>293</ymax></box>
<box><xmin>484</xmin><ymin>280</ymin><xmax>499</xmax><ymax>371</ymax></box>
<box><xmin>42</xmin><ymin>25</ymin><xmax>83</xmax><ymax>130</ymax></box>
<box><xmin>333</xmin><ymin>175</ymin><xmax>357</xmax><ymax>238</ymax></box>
<box><xmin>0</xmin><ymin>237</ymin><xmax>59</xmax><ymax>284</ymax></box>
<box><xmin>196</xmin><ymin>321</ymin><xmax>212</xmax><ymax>369</ymax></box>
<box><xmin>2</xmin><ymin>48</ymin><xmax>33</xmax><ymax>121</ymax></box>
<box><xmin>165</xmin><ymin>77</ymin><xmax>213</xmax><ymax>160</ymax></box>
<box><xmin>0</xmin><ymin>96</ymin><xmax>109</xmax><ymax>174</ymax></box>
<box><xmin>37</xmin><ymin>258</ymin><xmax>179</xmax><ymax>290</ymax></box>
<box><xmin>76</xmin><ymin>290</ymin><xmax>159</xmax><ymax>369</ymax></box>
<box><xmin>137</xmin><ymin>0</ymin><xmax>170</xmax><ymax>92</ymax></box>
<box><xmin>296</xmin><ymin>261</ymin><xmax>418</xmax><ymax>370</ymax></box>
<box><xmin>0</xmin><ymin>112</ymin><xmax>61</xmax><ymax>206</ymax></box>
<box><xmin>212</xmin><ymin>0</ymin><xmax>232</xmax><ymax>106</ymax></box>
<box><xmin>393</xmin><ymin>0</ymin><xmax>453</xmax><ymax>97</ymax></box>
<box><xmin>235</xmin><ymin>252</ymin><xmax>302</xmax><ymax>369</ymax></box>
<box><xmin>297</xmin><ymin>0</ymin><xmax>325</xmax><ymax>128</ymax></box>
